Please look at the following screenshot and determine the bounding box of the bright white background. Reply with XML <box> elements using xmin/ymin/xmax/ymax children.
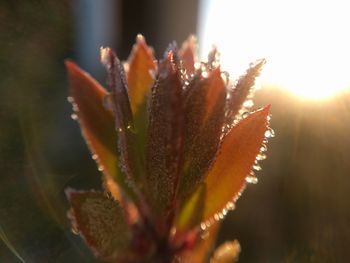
<box><xmin>199</xmin><ymin>0</ymin><xmax>350</xmax><ymax>99</ymax></box>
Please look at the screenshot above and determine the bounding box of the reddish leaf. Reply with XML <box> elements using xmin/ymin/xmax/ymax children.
<box><xmin>100</xmin><ymin>48</ymin><xmax>143</xmax><ymax>188</ymax></box>
<box><xmin>226</xmin><ymin>59</ymin><xmax>266</xmax><ymax>125</ymax></box>
<box><xmin>65</xmin><ymin>61</ymin><xmax>121</xmax><ymax>199</ymax></box>
<box><xmin>66</xmin><ymin>190</ymin><xmax>129</xmax><ymax>261</ymax></box>
<box><xmin>179</xmin><ymin>67</ymin><xmax>226</xmax><ymax>201</ymax></box>
<box><xmin>146</xmin><ymin>50</ymin><xmax>184</xmax><ymax>214</ymax></box>
<box><xmin>181</xmin><ymin>73</ymin><xmax>203</xmax><ymax>148</ymax></box>
<box><xmin>179</xmin><ymin>35</ymin><xmax>197</xmax><ymax>76</ymax></box>
<box><xmin>203</xmin><ymin>106</ymin><xmax>270</xmax><ymax>221</ymax></box>
<box><xmin>102</xmin><ymin>175</ymin><xmax>140</xmax><ymax>225</ymax></box>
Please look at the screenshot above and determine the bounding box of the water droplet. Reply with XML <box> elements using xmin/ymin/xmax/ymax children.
<box><xmin>214</xmin><ymin>214</ymin><xmax>220</xmax><ymax>221</ymax></box>
<box><xmin>206</xmin><ymin>220</ymin><xmax>212</xmax><ymax>228</ymax></box>
<box><xmin>265</xmin><ymin>128</ymin><xmax>275</xmax><ymax>138</ymax></box>
<box><xmin>67</xmin><ymin>96</ymin><xmax>74</xmax><ymax>103</ymax></box>
<box><xmin>72</xmin><ymin>103</ymin><xmax>79</xmax><ymax>112</ymax></box>
<box><xmin>222</xmin><ymin>209</ymin><xmax>228</xmax><ymax>216</ymax></box>
<box><xmin>118</xmin><ymin>128</ymin><xmax>123</xmax><ymax>132</ymax></box>
<box><xmin>201</xmin><ymin>71</ymin><xmax>209</xmax><ymax>78</ymax></box>
<box><xmin>246</xmin><ymin>175</ymin><xmax>258</xmax><ymax>184</ymax></box>
<box><xmin>260</xmin><ymin>144</ymin><xmax>267</xmax><ymax>152</ymax></box>
<box><xmin>71</xmin><ymin>226</ymin><xmax>79</xmax><ymax>235</ymax></box>
<box><xmin>226</xmin><ymin>202</ymin><xmax>235</xmax><ymax>211</ymax></box>
<box><xmin>71</xmin><ymin>113</ymin><xmax>78</xmax><ymax>120</ymax></box>
<box><xmin>243</xmin><ymin>99</ymin><xmax>254</xmax><ymax>108</ymax></box>
<box><xmin>241</xmin><ymin>112</ymin><xmax>250</xmax><ymax>119</ymax></box>
<box><xmin>256</xmin><ymin>153</ymin><xmax>267</xmax><ymax>161</ymax></box>
<box><xmin>98</xmin><ymin>165</ymin><xmax>104</xmax><ymax>172</ymax></box>
<box><xmin>253</xmin><ymin>163</ymin><xmax>262</xmax><ymax>171</ymax></box>
<box><xmin>193</xmin><ymin>62</ymin><xmax>200</xmax><ymax>70</ymax></box>
<box><xmin>200</xmin><ymin>222</ymin><xmax>207</xmax><ymax>230</ymax></box>
<box><xmin>92</xmin><ymin>154</ymin><xmax>98</xmax><ymax>160</ymax></box>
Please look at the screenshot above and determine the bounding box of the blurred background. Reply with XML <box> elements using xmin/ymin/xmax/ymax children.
<box><xmin>0</xmin><ymin>0</ymin><xmax>349</xmax><ymax>262</ymax></box>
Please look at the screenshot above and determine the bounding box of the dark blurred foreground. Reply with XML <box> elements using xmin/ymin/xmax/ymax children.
<box><xmin>0</xmin><ymin>1</ymin><xmax>350</xmax><ymax>262</ymax></box>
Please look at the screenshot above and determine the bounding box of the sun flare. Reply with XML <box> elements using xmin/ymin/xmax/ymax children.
<box><xmin>199</xmin><ymin>0</ymin><xmax>350</xmax><ymax>99</ymax></box>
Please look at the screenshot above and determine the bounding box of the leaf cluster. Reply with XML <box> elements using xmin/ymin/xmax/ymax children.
<box><xmin>65</xmin><ymin>35</ymin><xmax>270</xmax><ymax>263</ymax></box>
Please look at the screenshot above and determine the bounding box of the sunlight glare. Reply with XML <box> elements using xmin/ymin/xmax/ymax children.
<box><xmin>198</xmin><ymin>0</ymin><xmax>350</xmax><ymax>99</ymax></box>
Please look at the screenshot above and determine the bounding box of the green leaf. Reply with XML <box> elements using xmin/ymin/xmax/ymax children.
<box><xmin>175</xmin><ymin>183</ymin><xmax>206</xmax><ymax>234</ymax></box>
<box><xmin>146</xmin><ymin>50</ymin><xmax>184</xmax><ymax>214</ymax></box>
<box><xmin>126</xmin><ymin>35</ymin><xmax>156</xmax><ymax>188</ymax></box>
<box><xmin>203</xmin><ymin>106</ymin><xmax>270</xmax><ymax>222</ymax></box>
<box><xmin>65</xmin><ymin>60</ymin><xmax>121</xmax><ymax>200</ymax></box>
<box><xmin>126</xmin><ymin>35</ymin><xmax>156</xmax><ymax>116</ymax></box>
<box><xmin>66</xmin><ymin>189</ymin><xmax>129</xmax><ymax>261</ymax></box>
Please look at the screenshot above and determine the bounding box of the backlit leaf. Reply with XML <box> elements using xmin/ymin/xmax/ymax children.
<box><xmin>146</xmin><ymin>50</ymin><xmax>184</xmax><ymax>214</ymax></box>
<box><xmin>66</xmin><ymin>189</ymin><xmax>129</xmax><ymax>261</ymax></box>
<box><xmin>65</xmin><ymin>60</ymin><xmax>121</xmax><ymax>199</ymax></box>
<box><xmin>179</xmin><ymin>35</ymin><xmax>197</xmax><ymax>76</ymax></box>
<box><xmin>179</xmin><ymin>67</ymin><xmax>226</xmax><ymax>201</ymax></box>
<box><xmin>226</xmin><ymin>59</ymin><xmax>266</xmax><ymax>125</ymax></box>
<box><xmin>126</xmin><ymin>35</ymin><xmax>156</xmax><ymax>183</ymax></box>
<box><xmin>126</xmin><ymin>34</ymin><xmax>156</xmax><ymax>115</ymax></box>
<box><xmin>66</xmin><ymin>37</ymin><xmax>271</xmax><ymax>262</ymax></box>
<box><xmin>207</xmin><ymin>46</ymin><xmax>220</xmax><ymax>69</ymax></box>
<box><xmin>100</xmin><ymin>48</ymin><xmax>143</xmax><ymax>188</ymax></box>
<box><xmin>203</xmin><ymin>106</ymin><xmax>270</xmax><ymax>222</ymax></box>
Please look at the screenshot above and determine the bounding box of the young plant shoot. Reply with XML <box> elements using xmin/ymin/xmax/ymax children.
<box><xmin>65</xmin><ymin>35</ymin><xmax>272</xmax><ymax>263</ymax></box>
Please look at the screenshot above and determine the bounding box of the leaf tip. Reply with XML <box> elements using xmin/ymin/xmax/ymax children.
<box><xmin>136</xmin><ymin>34</ymin><xmax>146</xmax><ymax>44</ymax></box>
<box><xmin>100</xmin><ymin>47</ymin><xmax>117</xmax><ymax>67</ymax></box>
<box><xmin>259</xmin><ymin>104</ymin><xmax>271</xmax><ymax>116</ymax></box>
<box><xmin>64</xmin><ymin>59</ymin><xmax>80</xmax><ymax>75</ymax></box>
<box><xmin>180</xmin><ymin>35</ymin><xmax>197</xmax><ymax>52</ymax></box>
<box><xmin>65</xmin><ymin>187</ymin><xmax>78</xmax><ymax>201</ymax></box>
<box><xmin>64</xmin><ymin>58</ymin><xmax>74</xmax><ymax>68</ymax></box>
